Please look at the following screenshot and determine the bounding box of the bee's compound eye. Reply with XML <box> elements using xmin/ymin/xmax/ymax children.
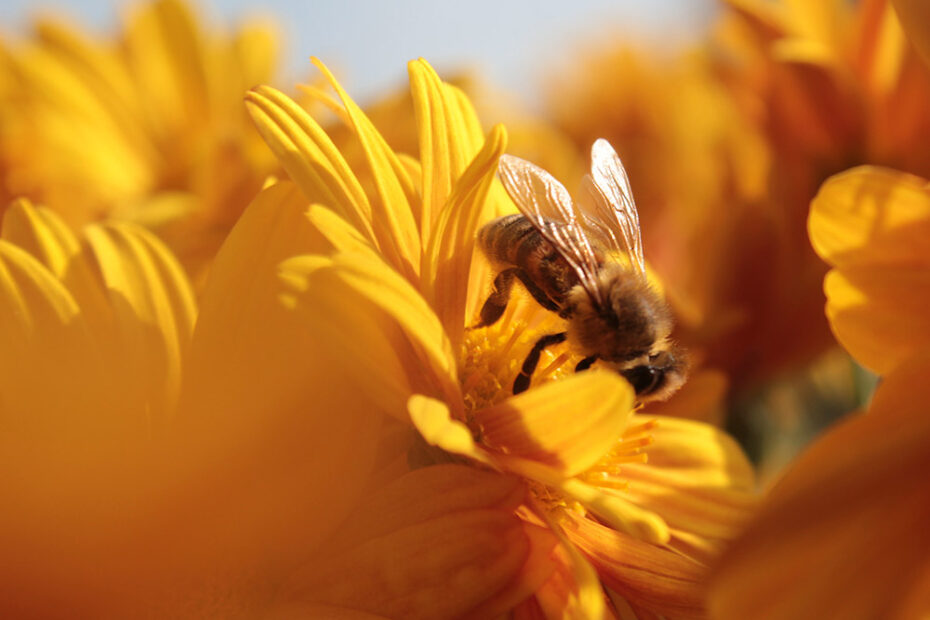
<box><xmin>621</xmin><ymin>365</ymin><xmax>662</xmax><ymax>395</ymax></box>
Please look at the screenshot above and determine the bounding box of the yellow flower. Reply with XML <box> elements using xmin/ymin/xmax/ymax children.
<box><xmin>0</xmin><ymin>192</ymin><xmax>544</xmax><ymax>617</ymax></box>
<box><xmin>246</xmin><ymin>57</ymin><xmax>757</xmax><ymax>618</ymax></box>
<box><xmin>708</xmin><ymin>166</ymin><xmax>930</xmax><ymax>619</ymax></box>
<box><xmin>0</xmin><ymin>0</ymin><xmax>280</xmax><ymax>278</ymax></box>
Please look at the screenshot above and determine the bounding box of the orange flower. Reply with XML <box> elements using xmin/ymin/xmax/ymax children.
<box><xmin>708</xmin><ymin>166</ymin><xmax>930</xmax><ymax>619</ymax></box>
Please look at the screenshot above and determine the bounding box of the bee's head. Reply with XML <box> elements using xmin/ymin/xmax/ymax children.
<box><xmin>620</xmin><ymin>343</ymin><xmax>689</xmax><ymax>403</ymax></box>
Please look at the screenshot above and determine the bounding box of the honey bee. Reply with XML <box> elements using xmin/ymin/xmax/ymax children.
<box><xmin>476</xmin><ymin>139</ymin><xmax>687</xmax><ymax>401</ymax></box>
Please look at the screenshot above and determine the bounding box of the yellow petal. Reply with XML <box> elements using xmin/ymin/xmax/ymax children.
<box><xmin>809</xmin><ymin>166</ymin><xmax>930</xmax><ymax>269</ymax></box>
<box><xmin>503</xmin><ymin>458</ymin><xmax>669</xmax><ymax>546</ymax></box>
<box><xmin>824</xmin><ymin>265</ymin><xmax>930</xmax><ymax>375</ymax></box>
<box><xmin>408</xmin><ymin>395</ymin><xmax>492</xmax><ymax>466</ymax></box>
<box><xmin>475</xmin><ymin>370</ymin><xmax>634</xmax><ymax>476</ymax></box>
<box><xmin>280</xmin><ymin>251</ymin><xmax>461</xmax><ymax>412</ymax></box>
<box><xmin>244</xmin><ymin>85</ymin><xmax>378</xmax><ymax>247</ymax></box>
<box><xmin>310</xmin><ymin>57</ymin><xmax>420</xmax><ymax>282</ymax></box>
<box><xmin>708</xmin><ymin>354</ymin><xmax>930</xmax><ymax>620</ymax></box>
<box><xmin>1</xmin><ymin>200</ymin><xmax>112</xmax><ymax>331</ymax></box>
<box><xmin>529</xmin><ymin>500</ymin><xmax>610</xmax><ymax>619</ymax></box>
<box><xmin>304</xmin><ymin>203</ymin><xmax>379</xmax><ymax>257</ymax></box>
<box><xmin>177</xmin><ymin>181</ymin><xmax>382</xmax><ymax>557</ymax></box>
<box><xmin>274</xmin><ymin>465</ymin><xmax>532</xmax><ymax>619</ymax></box>
<box><xmin>84</xmin><ymin>220</ymin><xmax>195</xmax><ymax>424</ymax></box>
<box><xmin>562</xmin><ymin>511</ymin><xmax>705</xmax><ymax>620</ymax></box>
<box><xmin>422</xmin><ymin>123</ymin><xmax>507</xmax><ymax>351</ymax></box>
<box><xmin>0</xmin><ymin>240</ymin><xmax>116</xmax><ymax>434</ymax></box>
<box><xmin>408</xmin><ymin>59</ymin><xmax>486</xmax><ymax>248</ymax></box>
<box><xmin>123</xmin><ymin>0</ymin><xmax>208</xmax><ymax>132</ymax></box>
<box><xmin>619</xmin><ymin>416</ymin><xmax>757</xmax><ymax>564</ymax></box>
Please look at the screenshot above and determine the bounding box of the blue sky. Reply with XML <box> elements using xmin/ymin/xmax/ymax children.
<box><xmin>0</xmin><ymin>0</ymin><xmax>716</xmax><ymax>106</ymax></box>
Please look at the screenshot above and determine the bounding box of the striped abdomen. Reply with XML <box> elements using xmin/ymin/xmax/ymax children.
<box><xmin>477</xmin><ymin>214</ymin><xmax>581</xmax><ymax>311</ymax></box>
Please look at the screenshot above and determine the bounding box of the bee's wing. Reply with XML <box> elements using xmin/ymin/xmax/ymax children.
<box><xmin>581</xmin><ymin>138</ymin><xmax>647</xmax><ymax>279</ymax></box>
<box><xmin>498</xmin><ymin>153</ymin><xmax>604</xmax><ymax>306</ymax></box>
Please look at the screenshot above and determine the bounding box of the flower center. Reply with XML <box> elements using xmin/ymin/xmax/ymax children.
<box><xmin>459</xmin><ymin>314</ymin><xmax>577</xmax><ymax>415</ymax></box>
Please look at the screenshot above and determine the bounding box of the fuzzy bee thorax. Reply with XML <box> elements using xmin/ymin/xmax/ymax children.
<box><xmin>565</xmin><ymin>264</ymin><xmax>672</xmax><ymax>363</ymax></box>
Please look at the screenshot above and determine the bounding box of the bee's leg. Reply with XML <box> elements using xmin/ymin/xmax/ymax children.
<box><xmin>575</xmin><ymin>355</ymin><xmax>597</xmax><ymax>372</ymax></box>
<box><xmin>475</xmin><ymin>268</ymin><xmax>519</xmax><ymax>328</ymax></box>
<box><xmin>514</xmin><ymin>270</ymin><xmax>560</xmax><ymax>312</ymax></box>
<box><xmin>514</xmin><ymin>332</ymin><xmax>567</xmax><ymax>394</ymax></box>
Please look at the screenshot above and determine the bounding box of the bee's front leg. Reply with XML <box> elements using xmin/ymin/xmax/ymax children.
<box><xmin>514</xmin><ymin>332</ymin><xmax>567</xmax><ymax>394</ymax></box>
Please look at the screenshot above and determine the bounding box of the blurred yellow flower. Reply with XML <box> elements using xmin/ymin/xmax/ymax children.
<box><xmin>546</xmin><ymin>0</ymin><xmax>930</xmax><ymax>393</ymax></box>
<box><xmin>709</xmin><ymin>165</ymin><xmax>930</xmax><ymax>619</ymax></box>
<box><xmin>0</xmin><ymin>0</ymin><xmax>280</xmax><ymax>278</ymax></box>
<box><xmin>809</xmin><ymin>166</ymin><xmax>930</xmax><ymax>375</ymax></box>
<box><xmin>246</xmin><ymin>57</ymin><xmax>757</xmax><ymax>618</ymax></box>
<box><xmin>0</xmin><ymin>191</ymin><xmax>546</xmax><ymax>617</ymax></box>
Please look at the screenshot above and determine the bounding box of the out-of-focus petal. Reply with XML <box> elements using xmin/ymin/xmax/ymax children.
<box><xmin>809</xmin><ymin>166</ymin><xmax>930</xmax><ymax>269</ymax></box>
<box><xmin>823</xmin><ymin>266</ymin><xmax>930</xmax><ymax>375</ymax></box>
<box><xmin>809</xmin><ymin>166</ymin><xmax>930</xmax><ymax>373</ymax></box>
<box><xmin>273</xmin><ymin>465</ymin><xmax>538</xmax><ymax>619</ymax></box>
<box><xmin>1</xmin><ymin>199</ymin><xmax>113</xmax><ymax>342</ymax></box>
<box><xmin>893</xmin><ymin>0</ymin><xmax>930</xmax><ymax>68</ymax></box>
<box><xmin>708</xmin><ymin>354</ymin><xmax>930</xmax><ymax>620</ymax></box>
<box><xmin>475</xmin><ymin>371</ymin><xmax>634</xmax><ymax>477</ymax></box>
<box><xmin>177</xmin><ymin>180</ymin><xmax>383</xmax><ymax>565</ymax></box>
<box><xmin>84</xmin><ymin>220</ymin><xmax>196</xmax><ymax>422</ymax></box>
<box><xmin>0</xmin><ymin>239</ymin><xmax>114</xmax><ymax>433</ymax></box>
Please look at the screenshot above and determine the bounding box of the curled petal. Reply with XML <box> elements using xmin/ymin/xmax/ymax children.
<box><xmin>809</xmin><ymin>166</ymin><xmax>930</xmax><ymax>269</ymax></box>
<box><xmin>475</xmin><ymin>371</ymin><xmax>634</xmax><ymax>476</ymax></box>
<box><xmin>310</xmin><ymin>57</ymin><xmax>420</xmax><ymax>282</ymax></box>
<box><xmin>408</xmin><ymin>395</ymin><xmax>493</xmax><ymax>467</ymax></box>
<box><xmin>84</xmin><ymin>220</ymin><xmax>196</xmax><ymax>423</ymax></box>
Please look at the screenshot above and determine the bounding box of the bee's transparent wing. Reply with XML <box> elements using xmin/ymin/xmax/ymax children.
<box><xmin>581</xmin><ymin>138</ymin><xmax>647</xmax><ymax>279</ymax></box>
<box><xmin>498</xmin><ymin>153</ymin><xmax>604</xmax><ymax>306</ymax></box>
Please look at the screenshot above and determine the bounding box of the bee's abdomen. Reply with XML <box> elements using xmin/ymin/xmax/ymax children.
<box><xmin>478</xmin><ymin>214</ymin><xmax>542</xmax><ymax>266</ymax></box>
